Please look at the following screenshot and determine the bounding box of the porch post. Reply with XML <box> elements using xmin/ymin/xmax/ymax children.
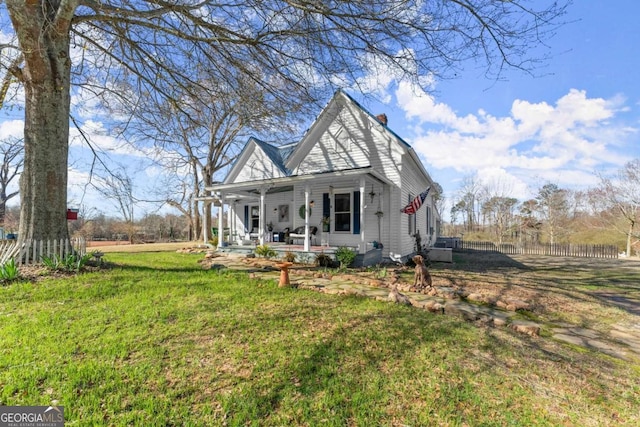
<box><xmin>227</xmin><ymin>200</ymin><xmax>233</xmax><ymax>246</ymax></box>
<box><xmin>202</xmin><ymin>200</ymin><xmax>208</xmax><ymax>245</ymax></box>
<box><xmin>359</xmin><ymin>177</ymin><xmax>366</xmax><ymax>254</ymax></box>
<box><xmin>259</xmin><ymin>189</ymin><xmax>266</xmax><ymax>245</ymax></box>
<box><xmin>229</xmin><ymin>201</ymin><xmax>235</xmax><ymax>245</ymax></box>
<box><xmin>304</xmin><ymin>184</ymin><xmax>310</xmax><ymax>251</ymax></box>
<box><xmin>218</xmin><ymin>193</ymin><xmax>225</xmax><ymax>250</ymax></box>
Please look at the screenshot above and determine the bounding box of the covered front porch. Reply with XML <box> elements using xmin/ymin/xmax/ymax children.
<box><xmin>199</xmin><ymin>167</ymin><xmax>393</xmax><ymax>260</ymax></box>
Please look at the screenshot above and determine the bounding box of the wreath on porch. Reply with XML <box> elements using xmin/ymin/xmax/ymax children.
<box><xmin>298</xmin><ymin>204</ymin><xmax>312</xmax><ymax>219</ymax></box>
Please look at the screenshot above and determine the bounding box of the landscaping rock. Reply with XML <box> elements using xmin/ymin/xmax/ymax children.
<box><xmin>466</xmin><ymin>293</ymin><xmax>484</xmax><ymax>302</ymax></box>
<box><xmin>388</xmin><ymin>287</ymin><xmax>412</xmax><ymax>306</ymax></box>
<box><xmin>510</xmin><ymin>320</ymin><xmax>541</xmax><ymax>336</ymax></box>
<box><xmin>496</xmin><ymin>298</ymin><xmax>531</xmax><ymax>311</ymax></box>
<box><xmin>492</xmin><ymin>315</ymin><xmax>509</xmax><ymax>327</ymax></box>
<box><xmin>445</xmin><ymin>302</ymin><xmax>481</xmax><ymax>321</ymax></box>
<box><xmin>428</xmin><ymin>302</ymin><xmax>445</xmax><ymax>314</ymax></box>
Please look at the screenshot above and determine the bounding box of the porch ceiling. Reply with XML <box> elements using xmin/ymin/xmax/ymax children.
<box><xmin>205</xmin><ymin>166</ymin><xmax>392</xmax><ymax>201</ymax></box>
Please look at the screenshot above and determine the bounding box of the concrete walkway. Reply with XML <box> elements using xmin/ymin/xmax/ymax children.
<box><xmin>204</xmin><ymin>253</ymin><xmax>640</xmax><ymax>362</ymax></box>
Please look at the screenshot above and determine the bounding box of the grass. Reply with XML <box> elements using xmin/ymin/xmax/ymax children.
<box><xmin>1</xmin><ymin>251</ymin><xmax>639</xmax><ymax>425</ymax></box>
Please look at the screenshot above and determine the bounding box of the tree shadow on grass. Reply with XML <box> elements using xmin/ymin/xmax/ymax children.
<box><xmin>216</xmin><ymin>297</ymin><xmax>469</xmax><ymax>424</ymax></box>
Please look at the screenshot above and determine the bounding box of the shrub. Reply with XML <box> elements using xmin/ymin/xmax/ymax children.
<box><xmin>314</xmin><ymin>252</ymin><xmax>334</xmax><ymax>268</ymax></box>
<box><xmin>335</xmin><ymin>246</ymin><xmax>357</xmax><ymax>269</ymax></box>
<box><xmin>254</xmin><ymin>244</ymin><xmax>277</xmax><ymax>259</ymax></box>
<box><xmin>282</xmin><ymin>251</ymin><xmax>297</xmax><ymax>263</ymax></box>
<box><xmin>0</xmin><ymin>259</ymin><xmax>20</xmax><ymax>282</ymax></box>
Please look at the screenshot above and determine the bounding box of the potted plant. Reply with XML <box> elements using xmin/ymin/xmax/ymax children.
<box><xmin>321</xmin><ymin>216</ymin><xmax>331</xmax><ymax>232</ymax></box>
<box><xmin>267</xmin><ymin>221</ymin><xmax>273</xmax><ymax>232</ymax></box>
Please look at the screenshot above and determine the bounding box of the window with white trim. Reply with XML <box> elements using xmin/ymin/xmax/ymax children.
<box><xmin>334</xmin><ymin>193</ymin><xmax>351</xmax><ymax>232</ymax></box>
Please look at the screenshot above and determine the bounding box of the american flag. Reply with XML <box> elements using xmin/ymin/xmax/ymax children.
<box><xmin>401</xmin><ymin>187</ymin><xmax>431</xmax><ymax>215</ymax></box>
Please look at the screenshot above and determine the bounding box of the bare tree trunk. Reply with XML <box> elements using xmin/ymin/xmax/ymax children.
<box><xmin>19</xmin><ymin>79</ymin><xmax>70</xmax><ymax>242</ymax></box>
<box><xmin>8</xmin><ymin>2</ymin><xmax>73</xmax><ymax>249</ymax></box>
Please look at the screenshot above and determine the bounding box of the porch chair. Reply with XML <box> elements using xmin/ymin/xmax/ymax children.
<box><xmin>289</xmin><ymin>226</ymin><xmax>318</xmax><ymax>245</ymax></box>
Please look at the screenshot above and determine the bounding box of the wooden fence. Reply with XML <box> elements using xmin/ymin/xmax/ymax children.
<box><xmin>459</xmin><ymin>240</ymin><xmax>619</xmax><ymax>259</ymax></box>
<box><xmin>0</xmin><ymin>237</ymin><xmax>87</xmax><ymax>265</ymax></box>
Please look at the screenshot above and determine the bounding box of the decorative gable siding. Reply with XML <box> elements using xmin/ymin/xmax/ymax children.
<box><xmin>294</xmin><ymin>101</ymin><xmax>406</xmax><ymax>181</ymax></box>
<box><xmin>232</xmin><ymin>145</ymin><xmax>286</xmax><ymax>183</ymax></box>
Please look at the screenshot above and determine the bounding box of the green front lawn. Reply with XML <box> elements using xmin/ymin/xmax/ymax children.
<box><xmin>1</xmin><ymin>252</ymin><xmax>638</xmax><ymax>425</ymax></box>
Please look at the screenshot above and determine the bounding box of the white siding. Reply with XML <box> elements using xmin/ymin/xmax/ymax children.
<box><xmin>295</xmin><ymin>101</ymin><xmax>404</xmax><ymax>186</ymax></box>
<box><xmin>393</xmin><ymin>153</ymin><xmax>436</xmax><ymax>257</ymax></box>
<box><xmin>232</xmin><ymin>146</ymin><xmax>285</xmax><ymax>183</ymax></box>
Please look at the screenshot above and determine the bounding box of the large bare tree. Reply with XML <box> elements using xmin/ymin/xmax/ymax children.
<box><xmin>2</xmin><ymin>0</ymin><xmax>568</xmax><ymax>255</ymax></box>
<box><xmin>129</xmin><ymin>71</ymin><xmax>294</xmax><ymax>241</ymax></box>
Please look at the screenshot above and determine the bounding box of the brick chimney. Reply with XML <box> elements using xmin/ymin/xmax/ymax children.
<box><xmin>375</xmin><ymin>113</ymin><xmax>388</xmax><ymax>126</ymax></box>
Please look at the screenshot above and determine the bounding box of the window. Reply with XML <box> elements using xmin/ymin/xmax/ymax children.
<box><xmin>426</xmin><ymin>206</ymin><xmax>431</xmax><ymax>235</ymax></box>
<box><xmin>408</xmin><ymin>193</ymin><xmax>416</xmax><ymax>235</ymax></box>
<box><xmin>250</xmin><ymin>206</ymin><xmax>259</xmax><ymax>231</ymax></box>
<box><xmin>334</xmin><ymin>193</ymin><xmax>351</xmax><ymax>232</ymax></box>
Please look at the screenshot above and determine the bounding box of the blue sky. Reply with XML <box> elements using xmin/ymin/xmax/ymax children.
<box><xmin>1</xmin><ymin>1</ymin><xmax>639</xmax><ymax>221</ymax></box>
<box><xmin>360</xmin><ymin>0</ymin><xmax>640</xmax><ymax>210</ymax></box>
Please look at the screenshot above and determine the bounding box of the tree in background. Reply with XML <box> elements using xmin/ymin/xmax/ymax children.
<box><xmin>590</xmin><ymin>160</ymin><xmax>640</xmax><ymax>256</ymax></box>
<box><xmin>94</xmin><ymin>171</ymin><xmax>136</xmax><ymax>243</ymax></box>
<box><xmin>2</xmin><ymin>0</ymin><xmax>568</xmax><ymax>256</ymax></box>
<box><xmin>0</xmin><ymin>136</ymin><xmax>23</xmax><ymax>224</ymax></box>
<box><xmin>517</xmin><ymin>199</ymin><xmax>541</xmax><ymax>244</ymax></box>
<box><xmin>452</xmin><ymin>175</ymin><xmax>485</xmax><ymax>233</ymax></box>
<box><xmin>482</xmin><ymin>196</ymin><xmax>518</xmax><ymax>245</ymax></box>
<box><xmin>534</xmin><ymin>183</ymin><xmax>571</xmax><ymax>245</ymax></box>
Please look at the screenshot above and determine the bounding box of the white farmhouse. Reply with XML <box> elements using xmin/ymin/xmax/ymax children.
<box><xmin>205</xmin><ymin>90</ymin><xmax>441</xmax><ymax>265</ymax></box>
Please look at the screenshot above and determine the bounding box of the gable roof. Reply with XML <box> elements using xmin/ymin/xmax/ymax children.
<box><xmin>223</xmin><ymin>137</ymin><xmax>295</xmax><ymax>184</ymax></box>
<box><xmin>253</xmin><ymin>138</ymin><xmax>293</xmax><ymax>176</ymax></box>
<box><xmin>222</xmin><ymin>89</ymin><xmax>436</xmax><ymax>187</ymax></box>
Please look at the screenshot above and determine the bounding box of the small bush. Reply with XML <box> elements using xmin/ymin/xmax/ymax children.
<box><xmin>335</xmin><ymin>246</ymin><xmax>357</xmax><ymax>269</ymax></box>
<box><xmin>0</xmin><ymin>259</ymin><xmax>20</xmax><ymax>282</ymax></box>
<box><xmin>282</xmin><ymin>251</ymin><xmax>297</xmax><ymax>263</ymax></box>
<box><xmin>41</xmin><ymin>254</ymin><xmax>62</xmax><ymax>271</ymax></box>
<box><xmin>254</xmin><ymin>244</ymin><xmax>277</xmax><ymax>259</ymax></box>
<box><xmin>297</xmin><ymin>253</ymin><xmax>313</xmax><ymax>265</ymax></box>
<box><xmin>42</xmin><ymin>252</ymin><xmax>92</xmax><ymax>272</ymax></box>
<box><xmin>314</xmin><ymin>252</ymin><xmax>334</xmax><ymax>268</ymax></box>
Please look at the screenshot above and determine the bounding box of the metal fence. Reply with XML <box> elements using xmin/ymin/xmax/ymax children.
<box><xmin>0</xmin><ymin>237</ymin><xmax>87</xmax><ymax>265</ymax></box>
<box><xmin>459</xmin><ymin>240</ymin><xmax>619</xmax><ymax>259</ymax></box>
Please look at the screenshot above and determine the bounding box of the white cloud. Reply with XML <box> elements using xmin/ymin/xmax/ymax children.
<box><xmin>398</xmin><ymin>84</ymin><xmax>636</xmax><ymax>198</ymax></box>
<box><xmin>69</xmin><ymin>120</ymin><xmax>151</xmax><ymax>158</ymax></box>
<box><xmin>0</xmin><ymin>120</ymin><xmax>23</xmax><ymax>139</ymax></box>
